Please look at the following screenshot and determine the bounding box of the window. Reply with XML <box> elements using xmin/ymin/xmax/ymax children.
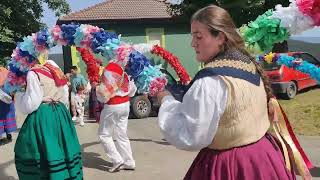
<box><xmin>107</xmin><ymin>29</ymin><xmax>116</xmax><ymax>33</ymax></box>
<box><xmin>160</xmin><ymin>69</ymin><xmax>176</xmax><ymax>85</ymax></box>
<box><xmin>300</xmin><ymin>53</ymin><xmax>320</xmax><ymax>66</ymax></box>
<box><xmin>146</xmin><ymin>28</ymin><xmax>165</xmax><ymax>47</ymax></box>
<box><xmin>262</xmin><ymin>61</ymin><xmax>281</xmax><ymax>70</ymax></box>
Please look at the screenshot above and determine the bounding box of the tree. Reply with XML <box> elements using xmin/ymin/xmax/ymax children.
<box><xmin>0</xmin><ymin>0</ymin><xmax>71</xmax><ymax>66</ymax></box>
<box><xmin>168</xmin><ymin>0</ymin><xmax>290</xmax><ymax>27</ymax></box>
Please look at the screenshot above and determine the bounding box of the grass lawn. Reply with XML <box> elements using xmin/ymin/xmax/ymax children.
<box><xmin>278</xmin><ymin>87</ymin><xmax>320</xmax><ymax>136</ymax></box>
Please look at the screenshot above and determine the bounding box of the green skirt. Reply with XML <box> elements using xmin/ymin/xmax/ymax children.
<box><xmin>14</xmin><ymin>102</ymin><xmax>83</xmax><ymax>180</ymax></box>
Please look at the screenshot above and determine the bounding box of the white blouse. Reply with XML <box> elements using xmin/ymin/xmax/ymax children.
<box><xmin>158</xmin><ymin>76</ymin><xmax>228</xmax><ymax>151</ymax></box>
<box><xmin>15</xmin><ymin>71</ymin><xmax>69</xmax><ymax>115</ymax></box>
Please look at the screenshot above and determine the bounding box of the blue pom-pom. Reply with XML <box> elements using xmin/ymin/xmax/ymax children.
<box><xmin>126</xmin><ymin>51</ymin><xmax>151</xmax><ymax>79</ymax></box>
<box><xmin>91</xmin><ymin>31</ymin><xmax>118</xmax><ymax>53</ymax></box>
<box><xmin>36</xmin><ymin>29</ymin><xmax>50</xmax><ymax>47</ymax></box>
<box><xmin>60</xmin><ymin>23</ymin><xmax>80</xmax><ymax>45</ymax></box>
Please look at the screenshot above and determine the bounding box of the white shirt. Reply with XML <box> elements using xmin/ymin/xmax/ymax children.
<box><xmin>15</xmin><ymin>71</ymin><xmax>69</xmax><ymax>114</ymax></box>
<box><xmin>158</xmin><ymin>76</ymin><xmax>228</xmax><ymax>151</ymax></box>
<box><xmin>97</xmin><ymin>78</ymin><xmax>137</xmax><ymax>103</ymax></box>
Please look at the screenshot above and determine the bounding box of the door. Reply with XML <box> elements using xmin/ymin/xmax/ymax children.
<box><xmin>291</xmin><ymin>54</ymin><xmax>308</xmax><ymax>90</ymax></box>
<box><xmin>299</xmin><ymin>53</ymin><xmax>319</xmax><ymax>88</ymax></box>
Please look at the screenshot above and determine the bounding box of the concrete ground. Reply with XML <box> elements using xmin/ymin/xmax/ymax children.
<box><xmin>0</xmin><ymin>117</ymin><xmax>319</xmax><ymax>180</ymax></box>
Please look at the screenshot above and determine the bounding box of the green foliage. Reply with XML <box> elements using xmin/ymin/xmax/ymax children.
<box><xmin>0</xmin><ymin>0</ymin><xmax>71</xmax><ymax>61</ymax></box>
<box><xmin>168</xmin><ymin>0</ymin><xmax>290</xmax><ymax>27</ymax></box>
<box><xmin>279</xmin><ymin>88</ymin><xmax>320</xmax><ymax>136</ymax></box>
<box><xmin>0</xmin><ymin>57</ymin><xmax>9</xmax><ymax>67</ymax></box>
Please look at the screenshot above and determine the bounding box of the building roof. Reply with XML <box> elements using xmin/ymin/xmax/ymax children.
<box><xmin>59</xmin><ymin>0</ymin><xmax>173</xmax><ymax>22</ymax></box>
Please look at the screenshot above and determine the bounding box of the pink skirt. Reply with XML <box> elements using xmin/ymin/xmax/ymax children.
<box><xmin>184</xmin><ymin>134</ymin><xmax>296</xmax><ymax>180</ymax></box>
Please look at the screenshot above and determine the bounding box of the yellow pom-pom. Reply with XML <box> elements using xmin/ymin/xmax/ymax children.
<box><xmin>265</xmin><ymin>52</ymin><xmax>275</xmax><ymax>64</ymax></box>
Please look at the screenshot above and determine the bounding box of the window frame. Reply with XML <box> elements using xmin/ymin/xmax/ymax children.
<box><xmin>145</xmin><ymin>28</ymin><xmax>165</xmax><ymax>48</ymax></box>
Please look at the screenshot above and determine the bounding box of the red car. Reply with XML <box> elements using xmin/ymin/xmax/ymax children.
<box><xmin>262</xmin><ymin>52</ymin><xmax>320</xmax><ymax>99</ymax></box>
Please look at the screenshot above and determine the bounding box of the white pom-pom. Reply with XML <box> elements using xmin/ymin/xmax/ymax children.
<box><xmin>166</xmin><ymin>0</ymin><xmax>184</xmax><ymax>5</ymax></box>
<box><xmin>132</xmin><ymin>43</ymin><xmax>153</xmax><ymax>54</ymax></box>
<box><xmin>271</xmin><ymin>2</ymin><xmax>314</xmax><ymax>35</ymax></box>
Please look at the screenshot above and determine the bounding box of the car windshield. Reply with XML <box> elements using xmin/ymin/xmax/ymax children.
<box><xmin>165</xmin><ymin>72</ymin><xmax>178</xmax><ymax>85</ymax></box>
<box><xmin>261</xmin><ymin>61</ymin><xmax>281</xmax><ymax>71</ymax></box>
<box><xmin>160</xmin><ymin>69</ymin><xmax>177</xmax><ymax>85</ymax></box>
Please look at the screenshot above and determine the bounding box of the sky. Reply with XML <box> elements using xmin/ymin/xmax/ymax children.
<box><xmin>41</xmin><ymin>0</ymin><xmax>106</xmax><ymax>54</ymax></box>
<box><xmin>41</xmin><ymin>0</ymin><xmax>106</xmax><ymax>29</ymax></box>
<box><xmin>41</xmin><ymin>0</ymin><xmax>320</xmax><ymax>54</ymax></box>
<box><xmin>292</xmin><ymin>27</ymin><xmax>320</xmax><ymax>37</ymax></box>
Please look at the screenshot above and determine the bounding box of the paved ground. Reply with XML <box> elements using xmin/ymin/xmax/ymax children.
<box><xmin>0</xmin><ymin>117</ymin><xmax>319</xmax><ymax>180</ymax></box>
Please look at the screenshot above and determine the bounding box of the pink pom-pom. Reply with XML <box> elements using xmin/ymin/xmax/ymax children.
<box><xmin>116</xmin><ymin>44</ymin><xmax>133</xmax><ymax>66</ymax></box>
<box><xmin>296</xmin><ymin>0</ymin><xmax>320</xmax><ymax>25</ymax></box>
<box><xmin>51</xmin><ymin>25</ymin><xmax>68</xmax><ymax>45</ymax></box>
<box><xmin>81</xmin><ymin>25</ymin><xmax>100</xmax><ymax>48</ymax></box>
<box><xmin>149</xmin><ymin>77</ymin><xmax>168</xmax><ymax>96</ymax></box>
<box><xmin>11</xmin><ymin>48</ymin><xmax>20</xmax><ymax>59</ymax></box>
<box><xmin>8</xmin><ymin>74</ymin><xmax>27</xmax><ymax>86</ymax></box>
<box><xmin>51</xmin><ymin>25</ymin><xmax>61</xmax><ymax>41</ymax></box>
<box><xmin>85</xmin><ymin>25</ymin><xmax>100</xmax><ymax>34</ymax></box>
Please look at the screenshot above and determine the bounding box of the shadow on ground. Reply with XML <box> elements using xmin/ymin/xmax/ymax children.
<box><xmin>129</xmin><ymin>138</ymin><xmax>170</xmax><ymax>146</ymax></box>
<box><xmin>81</xmin><ymin>142</ymin><xmax>112</xmax><ymax>171</ymax></box>
<box><xmin>0</xmin><ymin>160</ymin><xmax>18</xmax><ymax>180</ymax></box>
<box><xmin>310</xmin><ymin>166</ymin><xmax>320</xmax><ymax>177</ymax></box>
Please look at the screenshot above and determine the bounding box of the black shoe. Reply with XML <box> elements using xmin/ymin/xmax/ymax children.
<box><xmin>0</xmin><ymin>137</ymin><xmax>12</xmax><ymax>145</ymax></box>
<box><xmin>7</xmin><ymin>134</ymin><xmax>12</xmax><ymax>141</ymax></box>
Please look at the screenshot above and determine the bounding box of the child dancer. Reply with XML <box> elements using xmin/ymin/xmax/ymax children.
<box><xmin>71</xmin><ymin>85</ymin><xmax>86</xmax><ymax>126</ymax></box>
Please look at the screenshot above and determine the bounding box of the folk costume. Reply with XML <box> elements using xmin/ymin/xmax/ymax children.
<box><xmin>97</xmin><ymin>62</ymin><xmax>137</xmax><ymax>172</ymax></box>
<box><xmin>14</xmin><ymin>61</ymin><xmax>83</xmax><ymax>180</ymax></box>
<box><xmin>158</xmin><ymin>49</ymin><xmax>312</xmax><ymax>180</ymax></box>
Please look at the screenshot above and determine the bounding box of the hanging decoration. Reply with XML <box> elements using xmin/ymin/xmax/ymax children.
<box><xmin>241</xmin><ymin>0</ymin><xmax>319</xmax><ymax>53</ymax></box>
<box><xmin>3</xmin><ymin>22</ymin><xmax>192</xmax><ymax>104</ymax></box>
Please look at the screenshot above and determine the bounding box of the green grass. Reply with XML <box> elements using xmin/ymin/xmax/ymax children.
<box><xmin>278</xmin><ymin>87</ymin><xmax>320</xmax><ymax>136</ymax></box>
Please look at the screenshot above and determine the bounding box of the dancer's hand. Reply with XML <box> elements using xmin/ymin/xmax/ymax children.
<box><xmin>157</xmin><ymin>90</ymin><xmax>171</xmax><ymax>104</ymax></box>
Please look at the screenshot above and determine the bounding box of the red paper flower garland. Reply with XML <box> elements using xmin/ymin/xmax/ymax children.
<box><xmin>76</xmin><ymin>47</ymin><xmax>101</xmax><ymax>84</ymax></box>
<box><xmin>77</xmin><ymin>45</ymin><xmax>191</xmax><ymax>87</ymax></box>
<box><xmin>151</xmin><ymin>45</ymin><xmax>191</xmax><ymax>85</ymax></box>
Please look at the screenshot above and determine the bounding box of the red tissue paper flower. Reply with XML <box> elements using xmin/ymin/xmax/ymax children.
<box><xmin>151</xmin><ymin>45</ymin><xmax>191</xmax><ymax>85</ymax></box>
<box><xmin>76</xmin><ymin>47</ymin><xmax>101</xmax><ymax>84</ymax></box>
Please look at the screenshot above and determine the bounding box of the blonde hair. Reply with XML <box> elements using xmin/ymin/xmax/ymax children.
<box><xmin>192</xmin><ymin>5</ymin><xmax>273</xmax><ymax>102</ymax></box>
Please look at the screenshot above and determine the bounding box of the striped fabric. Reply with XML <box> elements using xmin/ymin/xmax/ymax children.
<box><xmin>15</xmin><ymin>153</ymin><xmax>82</xmax><ymax>180</ymax></box>
<box><xmin>14</xmin><ymin>103</ymin><xmax>83</xmax><ymax>180</ymax></box>
<box><xmin>0</xmin><ymin>101</ymin><xmax>17</xmax><ymax>136</ymax></box>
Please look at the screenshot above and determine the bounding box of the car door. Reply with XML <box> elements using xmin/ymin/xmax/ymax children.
<box><xmin>292</xmin><ymin>54</ymin><xmax>309</xmax><ymax>90</ymax></box>
<box><xmin>162</xmin><ymin>69</ymin><xmax>187</xmax><ymax>102</ymax></box>
<box><xmin>299</xmin><ymin>53</ymin><xmax>319</xmax><ymax>88</ymax></box>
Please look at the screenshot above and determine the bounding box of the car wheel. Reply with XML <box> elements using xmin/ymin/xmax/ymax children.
<box><xmin>131</xmin><ymin>95</ymin><xmax>151</xmax><ymax>119</ymax></box>
<box><xmin>284</xmin><ymin>81</ymin><xmax>297</xmax><ymax>99</ymax></box>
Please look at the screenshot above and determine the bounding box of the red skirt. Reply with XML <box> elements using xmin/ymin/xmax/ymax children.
<box><xmin>184</xmin><ymin>134</ymin><xmax>296</xmax><ymax>180</ymax></box>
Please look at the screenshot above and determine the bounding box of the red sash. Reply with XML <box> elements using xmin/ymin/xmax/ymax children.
<box><xmin>32</xmin><ymin>64</ymin><xmax>67</xmax><ymax>87</ymax></box>
<box><xmin>107</xmin><ymin>96</ymin><xmax>129</xmax><ymax>105</ymax></box>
